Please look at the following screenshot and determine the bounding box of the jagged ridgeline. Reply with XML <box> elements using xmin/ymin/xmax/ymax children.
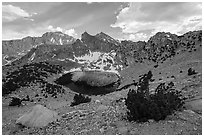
<box><xmin>2</xmin><ymin>30</ymin><xmax>202</xmax><ymax>72</ymax></box>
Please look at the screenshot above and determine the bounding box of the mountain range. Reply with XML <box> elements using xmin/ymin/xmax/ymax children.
<box><xmin>2</xmin><ymin>30</ymin><xmax>202</xmax><ymax>74</ymax></box>
<box><xmin>2</xmin><ymin>31</ymin><xmax>76</xmax><ymax>65</ymax></box>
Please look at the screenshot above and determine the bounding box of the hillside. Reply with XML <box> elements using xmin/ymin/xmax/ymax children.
<box><xmin>2</xmin><ymin>30</ymin><xmax>202</xmax><ymax>135</ymax></box>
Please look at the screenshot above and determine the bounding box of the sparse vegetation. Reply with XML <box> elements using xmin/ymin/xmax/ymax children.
<box><xmin>9</xmin><ymin>96</ymin><xmax>22</xmax><ymax>107</ymax></box>
<box><xmin>154</xmin><ymin>64</ymin><xmax>158</xmax><ymax>68</ymax></box>
<box><xmin>2</xmin><ymin>62</ymin><xmax>63</xmax><ymax>96</ymax></box>
<box><xmin>125</xmin><ymin>71</ymin><xmax>185</xmax><ymax>122</ymax></box>
<box><xmin>70</xmin><ymin>94</ymin><xmax>91</xmax><ymax>107</ymax></box>
<box><xmin>187</xmin><ymin>68</ymin><xmax>197</xmax><ymax>76</ymax></box>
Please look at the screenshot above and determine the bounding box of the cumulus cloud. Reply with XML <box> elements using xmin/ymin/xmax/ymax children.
<box><xmin>111</xmin><ymin>2</ymin><xmax>202</xmax><ymax>41</ymax></box>
<box><xmin>48</xmin><ymin>25</ymin><xmax>63</xmax><ymax>32</ymax></box>
<box><xmin>65</xmin><ymin>29</ymin><xmax>78</xmax><ymax>37</ymax></box>
<box><xmin>2</xmin><ymin>4</ymin><xmax>33</xmax><ymax>22</ymax></box>
<box><xmin>48</xmin><ymin>25</ymin><xmax>78</xmax><ymax>38</ymax></box>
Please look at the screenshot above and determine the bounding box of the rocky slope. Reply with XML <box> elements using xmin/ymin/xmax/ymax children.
<box><xmin>118</xmin><ymin>30</ymin><xmax>202</xmax><ymax>65</ymax></box>
<box><xmin>3</xmin><ymin>30</ymin><xmax>201</xmax><ymax>73</ymax></box>
<box><xmin>2</xmin><ymin>30</ymin><xmax>202</xmax><ymax>135</ymax></box>
<box><xmin>3</xmin><ymin>31</ymin><xmax>123</xmax><ymax>75</ymax></box>
<box><xmin>2</xmin><ymin>31</ymin><xmax>76</xmax><ymax>65</ymax></box>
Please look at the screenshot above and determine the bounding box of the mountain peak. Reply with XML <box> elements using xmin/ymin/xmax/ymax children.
<box><xmin>42</xmin><ymin>31</ymin><xmax>65</xmax><ymax>37</ymax></box>
<box><xmin>81</xmin><ymin>31</ymin><xmax>94</xmax><ymax>42</ymax></box>
<box><xmin>95</xmin><ymin>32</ymin><xmax>109</xmax><ymax>37</ymax></box>
<box><xmin>95</xmin><ymin>32</ymin><xmax>119</xmax><ymax>45</ymax></box>
<box><xmin>81</xmin><ymin>31</ymin><xmax>91</xmax><ymax>37</ymax></box>
<box><xmin>98</xmin><ymin>31</ymin><xmax>107</xmax><ymax>35</ymax></box>
<box><xmin>41</xmin><ymin>31</ymin><xmax>76</xmax><ymax>45</ymax></box>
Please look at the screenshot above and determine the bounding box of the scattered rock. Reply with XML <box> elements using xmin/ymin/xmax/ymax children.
<box><xmin>96</xmin><ymin>105</ymin><xmax>109</xmax><ymax>111</ymax></box>
<box><xmin>148</xmin><ymin>119</ymin><xmax>154</xmax><ymax>123</ymax></box>
<box><xmin>118</xmin><ymin>126</ymin><xmax>128</xmax><ymax>134</ymax></box>
<box><xmin>95</xmin><ymin>100</ymin><xmax>101</xmax><ymax>103</ymax></box>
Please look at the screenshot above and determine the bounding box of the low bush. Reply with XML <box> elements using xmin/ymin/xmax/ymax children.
<box><xmin>9</xmin><ymin>97</ymin><xmax>22</xmax><ymax>107</ymax></box>
<box><xmin>70</xmin><ymin>94</ymin><xmax>91</xmax><ymax>107</ymax></box>
<box><xmin>125</xmin><ymin>71</ymin><xmax>185</xmax><ymax>122</ymax></box>
<box><xmin>188</xmin><ymin>68</ymin><xmax>197</xmax><ymax>76</ymax></box>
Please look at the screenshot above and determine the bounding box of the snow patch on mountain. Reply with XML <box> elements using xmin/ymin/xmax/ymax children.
<box><xmin>59</xmin><ymin>38</ymin><xmax>63</xmax><ymax>45</ymax></box>
<box><xmin>74</xmin><ymin>51</ymin><xmax>102</xmax><ymax>63</ymax></box>
<box><xmin>51</xmin><ymin>37</ymin><xmax>55</xmax><ymax>43</ymax></box>
<box><xmin>29</xmin><ymin>52</ymin><xmax>36</xmax><ymax>61</ymax></box>
<box><xmin>62</xmin><ymin>50</ymin><xmax>123</xmax><ymax>74</ymax></box>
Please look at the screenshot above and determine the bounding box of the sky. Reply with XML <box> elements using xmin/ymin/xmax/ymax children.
<box><xmin>2</xmin><ymin>2</ymin><xmax>202</xmax><ymax>41</ymax></box>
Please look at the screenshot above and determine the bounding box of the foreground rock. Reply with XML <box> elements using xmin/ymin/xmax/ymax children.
<box><xmin>55</xmin><ymin>70</ymin><xmax>121</xmax><ymax>95</ymax></box>
<box><xmin>16</xmin><ymin>104</ymin><xmax>59</xmax><ymax>128</ymax></box>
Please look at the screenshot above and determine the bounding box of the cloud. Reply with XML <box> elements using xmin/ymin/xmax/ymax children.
<box><xmin>65</xmin><ymin>29</ymin><xmax>78</xmax><ymax>37</ymax></box>
<box><xmin>48</xmin><ymin>25</ymin><xmax>63</xmax><ymax>32</ymax></box>
<box><xmin>48</xmin><ymin>25</ymin><xmax>78</xmax><ymax>38</ymax></box>
<box><xmin>3</xmin><ymin>23</ymin><xmax>79</xmax><ymax>40</ymax></box>
<box><xmin>2</xmin><ymin>4</ymin><xmax>33</xmax><ymax>22</ymax></box>
<box><xmin>128</xmin><ymin>33</ymin><xmax>148</xmax><ymax>41</ymax></box>
<box><xmin>111</xmin><ymin>2</ymin><xmax>202</xmax><ymax>41</ymax></box>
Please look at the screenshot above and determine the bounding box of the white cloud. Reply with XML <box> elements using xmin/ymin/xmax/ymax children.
<box><xmin>2</xmin><ymin>23</ymin><xmax>79</xmax><ymax>40</ymax></box>
<box><xmin>111</xmin><ymin>2</ymin><xmax>202</xmax><ymax>41</ymax></box>
<box><xmin>128</xmin><ymin>34</ymin><xmax>135</xmax><ymax>40</ymax></box>
<box><xmin>65</xmin><ymin>29</ymin><xmax>78</xmax><ymax>37</ymax></box>
<box><xmin>48</xmin><ymin>25</ymin><xmax>78</xmax><ymax>38</ymax></box>
<box><xmin>123</xmin><ymin>33</ymin><xmax>148</xmax><ymax>42</ymax></box>
<box><xmin>48</xmin><ymin>25</ymin><xmax>63</xmax><ymax>32</ymax></box>
<box><xmin>2</xmin><ymin>4</ymin><xmax>32</xmax><ymax>22</ymax></box>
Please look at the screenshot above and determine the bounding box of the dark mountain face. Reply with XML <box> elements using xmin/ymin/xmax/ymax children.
<box><xmin>2</xmin><ymin>32</ymin><xmax>76</xmax><ymax>65</ymax></box>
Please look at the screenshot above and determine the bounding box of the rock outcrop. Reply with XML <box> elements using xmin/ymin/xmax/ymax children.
<box><xmin>16</xmin><ymin>104</ymin><xmax>59</xmax><ymax>127</ymax></box>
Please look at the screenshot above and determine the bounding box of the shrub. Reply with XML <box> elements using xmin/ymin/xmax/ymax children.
<box><xmin>9</xmin><ymin>96</ymin><xmax>22</xmax><ymax>107</ymax></box>
<box><xmin>154</xmin><ymin>64</ymin><xmax>159</xmax><ymax>68</ymax></box>
<box><xmin>125</xmin><ymin>71</ymin><xmax>185</xmax><ymax>122</ymax></box>
<box><xmin>70</xmin><ymin>94</ymin><xmax>91</xmax><ymax>107</ymax></box>
<box><xmin>187</xmin><ymin>68</ymin><xmax>197</xmax><ymax>76</ymax></box>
